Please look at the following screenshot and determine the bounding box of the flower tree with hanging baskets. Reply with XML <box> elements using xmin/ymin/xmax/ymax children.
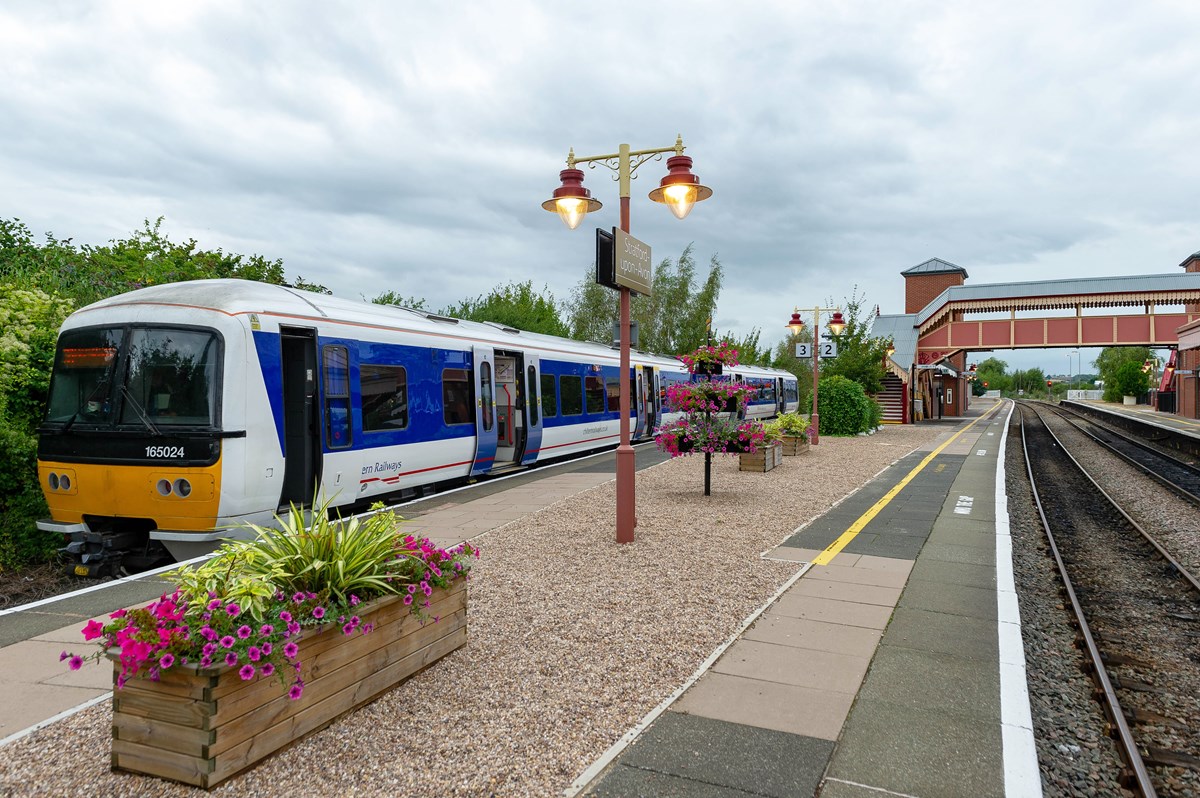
<box><xmin>655</xmin><ymin>344</ymin><xmax>777</xmax><ymax>492</ymax></box>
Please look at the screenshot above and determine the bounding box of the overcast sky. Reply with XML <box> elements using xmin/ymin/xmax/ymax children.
<box><xmin>3</xmin><ymin>1</ymin><xmax>1197</xmax><ymax>373</ymax></box>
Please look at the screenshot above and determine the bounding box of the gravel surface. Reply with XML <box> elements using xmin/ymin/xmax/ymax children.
<box><xmin>0</xmin><ymin>425</ymin><xmax>944</xmax><ymax>798</ymax></box>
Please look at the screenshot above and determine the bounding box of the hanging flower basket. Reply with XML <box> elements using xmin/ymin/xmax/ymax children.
<box><xmin>680</xmin><ymin>342</ymin><xmax>740</xmax><ymax>375</ymax></box>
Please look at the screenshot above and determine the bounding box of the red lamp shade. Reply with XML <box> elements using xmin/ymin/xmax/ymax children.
<box><xmin>542</xmin><ymin>168</ymin><xmax>602</xmax><ymax>230</ymax></box>
<box><xmin>827</xmin><ymin>311</ymin><xmax>846</xmax><ymax>336</ymax></box>
<box><xmin>785</xmin><ymin>310</ymin><xmax>805</xmax><ymax>334</ymax></box>
<box><xmin>648</xmin><ymin>155</ymin><xmax>712</xmax><ymax>220</ymax></box>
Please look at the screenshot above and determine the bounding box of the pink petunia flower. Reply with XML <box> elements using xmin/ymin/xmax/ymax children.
<box><xmin>239</xmin><ymin>664</ymin><xmax>256</xmax><ymax>681</ymax></box>
<box><xmin>81</xmin><ymin>619</ymin><xmax>105</xmax><ymax>641</ymax></box>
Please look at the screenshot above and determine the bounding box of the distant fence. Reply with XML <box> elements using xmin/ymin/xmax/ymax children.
<box><xmin>1067</xmin><ymin>390</ymin><xmax>1104</xmax><ymax>400</ymax></box>
<box><xmin>985</xmin><ymin>390</ymin><xmax>1001</xmax><ymax>398</ymax></box>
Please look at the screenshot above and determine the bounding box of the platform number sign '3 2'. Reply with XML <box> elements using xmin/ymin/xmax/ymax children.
<box><xmin>794</xmin><ymin>342</ymin><xmax>838</xmax><ymax>359</ymax></box>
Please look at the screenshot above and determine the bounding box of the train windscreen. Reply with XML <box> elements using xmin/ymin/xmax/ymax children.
<box><xmin>46</xmin><ymin>327</ymin><xmax>221</xmax><ymax>428</ymax></box>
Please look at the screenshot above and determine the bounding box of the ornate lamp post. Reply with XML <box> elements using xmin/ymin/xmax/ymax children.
<box><xmin>543</xmin><ymin>135</ymin><xmax>711</xmax><ymax>544</ymax></box>
<box><xmin>785</xmin><ymin>307</ymin><xmax>845</xmax><ymax>445</ymax></box>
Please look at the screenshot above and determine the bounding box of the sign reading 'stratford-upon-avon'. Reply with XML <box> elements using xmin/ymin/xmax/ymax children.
<box><xmin>614</xmin><ymin>229</ymin><xmax>652</xmax><ymax>296</ymax></box>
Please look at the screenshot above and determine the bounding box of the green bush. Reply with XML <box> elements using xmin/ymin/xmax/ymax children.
<box><xmin>866</xmin><ymin>396</ymin><xmax>882</xmax><ymax>429</ymax></box>
<box><xmin>807</xmin><ymin>375</ymin><xmax>874</xmax><ymax>436</ymax></box>
<box><xmin>0</xmin><ymin>427</ymin><xmax>56</xmax><ymax>571</ymax></box>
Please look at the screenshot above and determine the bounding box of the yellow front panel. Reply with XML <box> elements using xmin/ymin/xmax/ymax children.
<box><xmin>38</xmin><ymin>459</ymin><xmax>223</xmax><ymax>531</ymax></box>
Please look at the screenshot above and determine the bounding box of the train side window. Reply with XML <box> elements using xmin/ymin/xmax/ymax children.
<box><xmin>605</xmin><ymin>376</ymin><xmax>621</xmax><ymax>412</ymax></box>
<box><xmin>541</xmin><ymin>373</ymin><xmax>557</xmax><ymax>418</ymax></box>
<box><xmin>560</xmin><ymin>375</ymin><xmax>582</xmax><ymax>416</ymax></box>
<box><xmin>585</xmin><ymin>375</ymin><xmax>605</xmax><ymax>414</ymax></box>
<box><xmin>322</xmin><ymin>345</ymin><xmax>352</xmax><ymax>448</ymax></box>
<box><xmin>443</xmin><ymin>368</ymin><xmax>473</xmax><ymax>425</ymax></box>
<box><xmin>361</xmin><ymin>364</ymin><xmax>408</xmax><ymax>432</ymax></box>
<box><xmin>527</xmin><ymin>365</ymin><xmax>539</xmax><ymax>426</ymax></box>
<box><xmin>480</xmin><ymin>362</ymin><xmax>494</xmax><ymax>431</ymax></box>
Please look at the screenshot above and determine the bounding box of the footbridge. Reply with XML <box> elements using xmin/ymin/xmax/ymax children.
<box><xmin>915</xmin><ymin>272</ymin><xmax>1200</xmax><ymax>363</ymax></box>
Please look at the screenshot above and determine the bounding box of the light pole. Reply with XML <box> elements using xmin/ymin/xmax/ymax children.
<box><xmin>785</xmin><ymin>307</ymin><xmax>845</xmax><ymax>445</ymax></box>
<box><xmin>543</xmin><ymin>135</ymin><xmax>711</xmax><ymax>544</ymax></box>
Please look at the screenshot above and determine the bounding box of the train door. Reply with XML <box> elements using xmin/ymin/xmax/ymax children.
<box><xmin>650</xmin><ymin>368</ymin><xmax>661</xmax><ymax>430</ymax></box>
<box><xmin>520</xmin><ymin>355</ymin><xmax>542</xmax><ymax>465</ymax></box>
<box><xmin>493</xmin><ymin>353</ymin><xmax>523</xmax><ymax>468</ymax></box>
<box><xmin>470</xmin><ymin>346</ymin><xmax>497</xmax><ymax>476</ymax></box>
<box><xmin>634</xmin><ymin>369</ymin><xmax>648</xmax><ymax>438</ymax></box>
<box><xmin>777</xmin><ymin>377</ymin><xmax>786</xmax><ymax>415</ymax></box>
<box><xmin>279</xmin><ymin>327</ymin><xmax>319</xmax><ymax>508</ymax></box>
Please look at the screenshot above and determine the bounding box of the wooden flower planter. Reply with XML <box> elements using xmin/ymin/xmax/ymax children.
<box><xmin>109</xmin><ymin>580</ymin><xmax>468</xmax><ymax>789</ymax></box>
<box><xmin>738</xmin><ymin>442</ymin><xmax>783</xmax><ymax>472</ymax></box>
<box><xmin>780</xmin><ymin>434</ymin><xmax>810</xmax><ymax>456</ymax></box>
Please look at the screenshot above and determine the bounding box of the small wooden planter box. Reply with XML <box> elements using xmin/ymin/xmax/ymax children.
<box><xmin>739</xmin><ymin>442</ymin><xmax>783</xmax><ymax>472</ymax></box>
<box><xmin>780</xmin><ymin>434</ymin><xmax>810</xmax><ymax>456</ymax></box>
<box><xmin>109</xmin><ymin>580</ymin><xmax>468</xmax><ymax>789</ymax></box>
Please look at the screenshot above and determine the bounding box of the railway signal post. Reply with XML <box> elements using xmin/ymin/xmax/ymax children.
<box><xmin>544</xmin><ymin>136</ymin><xmax>712</xmax><ymax>543</ymax></box>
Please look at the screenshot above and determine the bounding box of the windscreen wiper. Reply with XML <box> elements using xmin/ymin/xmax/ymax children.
<box><xmin>120</xmin><ymin>385</ymin><xmax>161</xmax><ymax>437</ymax></box>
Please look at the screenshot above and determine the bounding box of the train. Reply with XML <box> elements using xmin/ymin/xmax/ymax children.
<box><xmin>36</xmin><ymin>279</ymin><xmax>799</xmax><ymax>575</ymax></box>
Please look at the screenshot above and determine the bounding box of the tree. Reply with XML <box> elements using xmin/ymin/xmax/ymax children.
<box><xmin>715</xmin><ymin>328</ymin><xmax>770</xmax><ymax>366</ymax></box>
<box><xmin>0</xmin><ymin>217</ymin><xmax>326</xmax><ymax>310</ymax></box>
<box><xmin>563</xmin><ymin>244</ymin><xmax>724</xmax><ymax>354</ymax></box>
<box><xmin>439</xmin><ymin>280</ymin><xmax>569</xmax><ymax>337</ymax></box>
<box><xmin>370</xmin><ymin>291</ymin><xmax>427</xmax><ymax>310</ymax></box>
<box><xmin>820</xmin><ymin>288</ymin><xmax>891</xmax><ymax>395</ymax></box>
<box><xmin>1111</xmin><ymin>361</ymin><xmax>1150</xmax><ymax>399</ymax></box>
<box><xmin>975</xmin><ymin>357</ymin><xmax>1010</xmax><ymax>394</ymax></box>
<box><xmin>1093</xmin><ymin>346</ymin><xmax>1152</xmax><ymax>401</ymax></box>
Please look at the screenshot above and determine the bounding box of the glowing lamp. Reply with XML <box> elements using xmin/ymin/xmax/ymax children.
<box><xmin>648</xmin><ymin>155</ymin><xmax>712</xmax><ymax>220</ymax></box>
<box><xmin>542</xmin><ymin>168</ymin><xmax>602</xmax><ymax>230</ymax></box>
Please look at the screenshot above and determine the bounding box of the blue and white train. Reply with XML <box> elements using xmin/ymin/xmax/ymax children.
<box><xmin>36</xmin><ymin>279</ymin><xmax>798</xmax><ymax>573</ymax></box>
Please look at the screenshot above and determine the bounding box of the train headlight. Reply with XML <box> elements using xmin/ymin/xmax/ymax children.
<box><xmin>59</xmin><ymin>474</ymin><xmax>71</xmax><ymax>491</ymax></box>
<box><xmin>156</xmin><ymin>479</ymin><xmax>173</xmax><ymax>496</ymax></box>
<box><xmin>173</xmin><ymin>478</ymin><xmax>192</xmax><ymax>498</ymax></box>
<box><xmin>49</xmin><ymin>473</ymin><xmax>60</xmax><ymax>490</ymax></box>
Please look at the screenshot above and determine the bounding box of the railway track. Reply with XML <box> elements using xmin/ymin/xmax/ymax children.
<box><xmin>1046</xmin><ymin>402</ymin><xmax>1200</xmax><ymax>506</ymax></box>
<box><xmin>1018</xmin><ymin>401</ymin><xmax>1200</xmax><ymax>797</ymax></box>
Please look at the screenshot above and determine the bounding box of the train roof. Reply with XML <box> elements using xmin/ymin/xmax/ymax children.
<box><xmin>72</xmin><ymin>279</ymin><xmax>798</xmax><ymax>379</ymax></box>
<box><xmin>69</xmin><ymin>279</ymin><xmax>666</xmax><ymax>366</ymax></box>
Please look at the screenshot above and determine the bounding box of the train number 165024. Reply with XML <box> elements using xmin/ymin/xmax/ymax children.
<box><xmin>145</xmin><ymin>445</ymin><xmax>186</xmax><ymax>459</ymax></box>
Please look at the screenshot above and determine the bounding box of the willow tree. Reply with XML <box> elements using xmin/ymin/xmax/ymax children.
<box><xmin>564</xmin><ymin>244</ymin><xmax>723</xmax><ymax>354</ymax></box>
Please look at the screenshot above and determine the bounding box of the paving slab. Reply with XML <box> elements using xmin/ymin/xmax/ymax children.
<box><xmin>826</xmin><ymin>697</ymin><xmax>1004</xmax><ymax>798</ymax></box>
<box><xmin>783</xmin><ymin>578</ymin><xmax>903</xmax><ymax>607</ymax></box>
<box><xmin>768</xmin><ymin>594</ymin><xmax>893</xmax><ymax>630</ymax></box>
<box><xmin>712</xmin><ymin>639</ymin><xmax>869</xmax><ymax>693</ymax></box>
<box><xmin>907</xmin><ymin>557</ymin><xmax>996</xmax><ymax>589</ymax></box>
<box><xmin>882</xmin><ymin>607</ymin><xmax>999</xmax><ymax>662</ymax></box>
<box><xmin>899</xmin><ymin>579</ymin><xmax>999</xmax><ymax>620</ymax></box>
<box><xmin>853</xmin><ymin>645</ymin><xmax>1000</xmax><ymax>723</ymax></box>
<box><xmin>592</xmin><ymin>712</ymin><xmax>834</xmax><ymax>798</ymax></box>
<box><xmin>804</xmin><ymin>563</ymin><xmax>909</xmax><ymax>589</ymax></box>
<box><xmin>741</xmin><ymin>615</ymin><xmax>882</xmax><ymax>658</ymax></box>
<box><xmin>588</xmin><ymin>765</ymin><xmax>764</xmax><ymax>798</ymax></box>
<box><xmin>671</xmin><ymin>672</ymin><xmax>854</xmax><ymax>741</ymax></box>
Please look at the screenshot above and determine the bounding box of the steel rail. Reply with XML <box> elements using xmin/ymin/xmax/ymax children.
<box><xmin>1032</xmin><ymin>402</ymin><xmax>1200</xmax><ymax>596</ymax></box>
<box><xmin>1018</xmin><ymin>403</ymin><xmax>1158</xmax><ymax>798</ymax></box>
<box><xmin>1048</xmin><ymin>401</ymin><xmax>1200</xmax><ymax>508</ymax></box>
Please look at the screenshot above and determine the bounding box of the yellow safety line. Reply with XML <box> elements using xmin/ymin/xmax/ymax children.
<box><xmin>811</xmin><ymin>403</ymin><xmax>1004</xmax><ymax>566</ymax></box>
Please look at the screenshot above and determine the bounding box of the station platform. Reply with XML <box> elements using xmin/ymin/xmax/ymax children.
<box><xmin>1062</xmin><ymin>397</ymin><xmax>1200</xmax><ymax>439</ymax></box>
<box><xmin>579</xmin><ymin>400</ymin><xmax>1038</xmax><ymax>798</ymax></box>
<box><xmin>0</xmin><ymin>404</ymin><xmax>1036</xmax><ymax>797</ymax></box>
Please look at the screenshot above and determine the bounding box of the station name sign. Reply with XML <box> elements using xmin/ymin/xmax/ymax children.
<box><xmin>595</xmin><ymin>227</ymin><xmax>653</xmax><ymax>297</ymax></box>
